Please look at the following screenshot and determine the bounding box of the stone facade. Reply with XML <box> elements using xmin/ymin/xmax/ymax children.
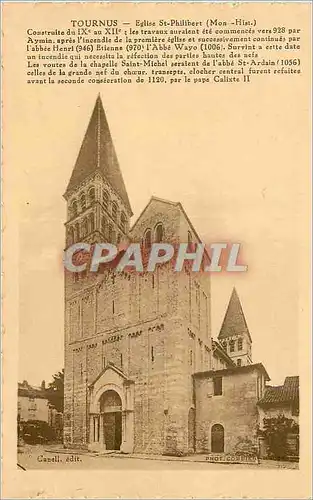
<box><xmin>194</xmin><ymin>364</ymin><xmax>269</xmax><ymax>454</ymax></box>
<box><xmin>63</xmin><ymin>96</ymin><xmax>295</xmax><ymax>458</ymax></box>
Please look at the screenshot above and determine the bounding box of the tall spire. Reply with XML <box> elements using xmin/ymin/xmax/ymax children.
<box><xmin>65</xmin><ymin>95</ymin><xmax>132</xmax><ymax>215</ymax></box>
<box><xmin>218</xmin><ymin>288</ymin><xmax>252</xmax><ymax>342</ymax></box>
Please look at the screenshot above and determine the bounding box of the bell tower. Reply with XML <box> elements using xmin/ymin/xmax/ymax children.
<box><xmin>218</xmin><ymin>288</ymin><xmax>252</xmax><ymax>367</ymax></box>
<box><xmin>63</xmin><ymin>95</ymin><xmax>133</xmax><ymax>249</ymax></box>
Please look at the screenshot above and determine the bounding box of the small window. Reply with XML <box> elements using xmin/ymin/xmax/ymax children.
<box><xmin>89</xmin><ymin>213</ymin><xmax>95</xmax><ymax>233</ymax></box>
<box><xmin>221</xmin><ymin>341</ymin><xmax>227</xmax><ymax>351</ymax></box>
<box><xmin>213</xmin><ymin>376</ymin><xmax>223</xmax><ymax>396</ymax></box>
<box><xmin>88</xmin><ymin>187</ymin><xmax>95</xmax><ymax>204</ymax></box>
<box><xmin>112</xmin><ymin>201</ymin><xmax>118</xmax><ymax>220</ymax></box>
<box><xmin>229</xmin><ymin>340</ymin><xmax>235</xmax><ymax>352</ymax></box>
<box><xmin>155</xmin><ymin>223</ymin><xmax>164</xmax><ymax>243</ymax></box>
<box><xmin>237</xmin><ymin>359</ymin><xmax>242</xmax><ymax>367</ymax></box>
<box><xmin>120</xmin><ymin>212</ymin><xmax>127</xmax><ymax>232</ymax></box>
<box><xmin>103</xmin><ymin>190</ymin><xmax>109</xmax><ymax>208</ymax></box>
<box><xmin>71</xmin><ymin>200</ymin><xmax>78</xmax><ymax>217</ymax></box>
<box><xmin>151</xmin><ymin>346</ymin><xmax>155</xmax><ymax>362</ymax></box>
<box><xmin>80</xmin><ymin>194</ymin><xmax>86</xmax><ymax>210</ymax></box>
<box><xmin>238</xmin><ymin>338</ymin><xmax>243</xmax><ymax>351</ymax></box>
<box><xmin>144</xmin><ymin>229</ymin><xmax>152</xmax><ymax>250</ymax></box>
<box><xmin>112</xmin><ymin>300</ymin><xmax>115</xmax><ymax>314</ymax></box>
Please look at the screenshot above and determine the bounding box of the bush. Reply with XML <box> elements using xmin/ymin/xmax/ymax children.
<box><xmin>258</xmin><ymin>415</ymin><xmax>299</xmax><ymax>460</ymax></box>
<box><xmin>22</xmin><ymin>420</ymin><xmax>56</xmax><ymax>444</ymax></box>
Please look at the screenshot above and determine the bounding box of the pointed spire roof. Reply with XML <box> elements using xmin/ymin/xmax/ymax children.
<box><xmin>65</xmin><ymin>95</ymin><xmax>132</xmax><ymax>214</ymax></box>
<box><xmin>218</xmin><ymin>288</ymin><xmax>252</xmax><ymax>342</ymax></box>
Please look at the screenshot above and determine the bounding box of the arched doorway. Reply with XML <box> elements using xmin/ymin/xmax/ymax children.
<box><xmin>100</xmin><ymin>390</ymin><xmax>122</xmax><ymax>451</ymax></box>
<box><xmin>188</xmin><ymin>408</ymin><xmax>196</xmax><ymax>452</ymax></box>
<box><xmin>211</xmin><ymin>424</ymin><xmax>224</xmax><ymax>453</ymax></box>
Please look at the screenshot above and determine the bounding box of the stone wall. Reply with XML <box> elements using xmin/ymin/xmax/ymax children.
<box><xmin>194</xmin><ymin>369</ymin><xmax>260</xmax><ymax>454</ymax></box>
<box><xmin>64</xmin><ymin>198</ymin><xmax>213</xmax><ymax>454</ymax></box>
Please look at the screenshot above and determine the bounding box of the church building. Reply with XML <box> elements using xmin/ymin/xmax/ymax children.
<box><xmin>63</xmin><ymin>96</ymin><xmax>271</xmax><ymax>456</ymax></box>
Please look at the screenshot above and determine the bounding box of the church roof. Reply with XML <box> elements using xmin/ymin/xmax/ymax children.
<box><xmin>212</xmin><ymin>340</ymin><xmax>235</xmax><ymax>367</ymax></box>
<box><xmin>88</xmin><ymin>362</ymin><xmax>133</xmax><ymax>388</ymax></box>
<box><xmin>218</xmin><ymin>288</ymin><xmax>252</xmax><ymax>343</ymax></box>
<box><xmin>18</xmin><ymin>381</ymin><xmax>47</xmax><ymax>400</ymax></box>
<box><xmin>65</xmin><ymin>95</ymin><xmax>132</xmax><ymax>215</ymax></box>
<box><xmin>258</xmin><ymin>376</ymin><xmax>299</xmax><ymax>407</ymax></box>
<box><xmin>194</xmin><ymin>362</ymin><xmax>270</xmax><ymax>381</ymax></box>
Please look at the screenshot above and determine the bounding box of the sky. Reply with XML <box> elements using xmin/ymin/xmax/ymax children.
<box><xmin>13</xmin><ymin>78</ymin><xmax>305</xmax><ymax>387</ymax></box>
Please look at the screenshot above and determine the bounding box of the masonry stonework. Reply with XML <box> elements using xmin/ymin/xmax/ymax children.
<box><xmin>63</xmin><ymin>96</ymin><xmax>284</xmax><ymax>458</ymax></box>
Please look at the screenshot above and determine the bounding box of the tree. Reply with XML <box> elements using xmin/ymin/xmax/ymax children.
<box><xmin>258</xmin><ymin>415</ymin><xmax>299</xmax><ymax>460</ymax></box>
<box><xmin>46</xmin><ymin>369</ymin><xmax>64</xmax><ymax>413</ymax></box>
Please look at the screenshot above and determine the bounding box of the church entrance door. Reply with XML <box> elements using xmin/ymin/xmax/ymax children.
<box><xmin>103</xmin><ymin>412</ymin><xmax>122</xmax><ymax>450</ymax></box>
<box><xmin>211</xmin><ymin>424</ymin><xmax>224</xmax><ymax>453</ymax></box>
<box><xmin>100</xmin><ymin>390</ymin><xmax>122</xmax><ymax>451</ymax></box>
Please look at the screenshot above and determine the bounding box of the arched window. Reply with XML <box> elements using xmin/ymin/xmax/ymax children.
<box><xmin>144</xmin><ymin>229</ymin><xmax>152</xmax><ymax>250</ymax></box>
<box><xmin>229</xmin><ymin>340</ymin><xmax>235</xmax><ymax>352</ymax></box>
<box><xmin>120</xmin><ymin>212</ymin><xmax>127</xmax><ymax>232</ymax></box>
<box><xmin>211</xmin><ymin>424</ymin><xmax>224</xmax><ymax>453</ymax></box>
<box><xmin>155</xmin><ymin>223</ymin><xmax>164</xmax><ymax>243</ymax></box>
<box><xmin>89</xmin><ymin>213</ymin><xmax>95</xmax><ymax>233</ymax></box>
<box><xmin>237</xmin><ymin>359</ymin><xmax>242</xmax><ymax>367</ymax></box>
<box><xmin>88</xmin><ymin>187</ymin><xmax>95</xmax><ymax>205</ymax></box>
<box><xmin>112</xmin><ymin>201</ymin><xmax>118</xmax><ymax>220</ymax></box>
<box><xmin>80</xmin><ymin>193</ymin><xmax>86</xmax><ymax>211</ymax></box>
<box><xmin>82</xmin><ymin>218</ymin><xmax>88</xmax><ymax>237</ymax></box>
<box><xmin>237</xmin><ymin>338</ymin><xmax>243</xmax><ymax>351</ymax></box>
<box><xmin>103</xmin><ymin>190</ymin><xmax>109</xmax><ymax>209</ymax></box>
<box><xmin>71</xmin><ymin>200</ymin><xmax>78</xmax><ymax>217</ymax></box>
<box><xmin>101</xmin><ymin>216</ymin><xmax>106</xmax><ymax>236</ymax></box>
<box><xmin>221</xmin><ymin>341</ymin><xmax>227</xmax><ymax>351</ymax></box>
